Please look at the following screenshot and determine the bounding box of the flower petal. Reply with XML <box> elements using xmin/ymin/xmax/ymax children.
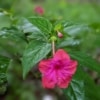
<box><xmin>63</xmin><ymin>60</ymin><xmax>78</xmax><ymax>75</ymax></box>
<box><xmin>42</xmin><ymin>70</ymin><xmax>57</xmax><ymax>89</ymax></box>
<box><xmin>38</xmin><ymin>59</ymin><xmax>52</xmax><ymax>74</ymax></box>
<box><xmin>57</xmin><ymin>60</ymin><xmax>78</xmax><ymax>88</ymax></box>
<box><xmin>42</xmin><ymin>77</ymin><xmax>55</xmax><ymax>89</ymax></box>
<box><xmin>57</xmin><ymin>75</ymin><xmax>72</xmax><ymax>88</ymax></box>
<box><xmin>54</xmin><ymin>49</ymin><xmax>70</xmax><ymax>61</ymax></box>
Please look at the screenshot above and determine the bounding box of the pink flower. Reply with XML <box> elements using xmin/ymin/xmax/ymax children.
<box><xmin>38</xmin><ymin>49</ymin><xmax>78</xmax><ymax>89</ymax></box>
<box><xmin>34</xmin><ymin>6</ymin><xmax>44</xmax><ymax>15</ymax></box>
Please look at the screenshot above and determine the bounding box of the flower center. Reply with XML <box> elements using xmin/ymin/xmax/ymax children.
<box><xmin>53</xmin><ymin>60</ymin><xmax>63</xmax><ymax>70</ymax></box>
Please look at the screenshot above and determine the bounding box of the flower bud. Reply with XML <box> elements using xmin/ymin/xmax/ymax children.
<box><xmin>57</xmin><ymin>31</ymin><xmax>63</xmax><ymax>38</ymax></box>
<box><xmin>34</xmin><ymin>6</ymin><xmax>44</xmax><ymax>15</ymax></box>
<box><xmin>50</xmin><ymin>36</ymin><xmax>57</xmax><ymax>41</ymax></box>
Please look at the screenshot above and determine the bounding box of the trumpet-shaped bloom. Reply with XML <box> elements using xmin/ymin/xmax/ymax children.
<box><xmin>38</xmin><ymin>49</ymin><xmax>78</xmax><ymax>88</ymax></box>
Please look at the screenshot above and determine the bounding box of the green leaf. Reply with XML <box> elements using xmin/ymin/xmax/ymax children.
<box><xmin>54</xmin><ymin>23</ymin><xmax>62</xmax><ymax>31</ymax></box>
<box><xmin>17</xmin><ymin>18</ymin><xmax>40</xmax><ymax>33</ymax></box>
<box><xmin>57</xmin><ymin>37</ymin><xmax>80</xmax><ymax>48</ymax></box>
<box><xmin>69</xmin><ymin>51</ymin><xmax>100</xmax><ymax>73</ymax></box>
<box><xmin>28</xmin><ymin>17</ymin><xmax>52</xmax><ymax>34</ymax></box>
<box><xmin>0</xmin><ymin>56</ymin><xmax>9</xmax><ymax>74</ymax></box>
<box><xmin>17</xmin><ymin>17</ymin><xmax>51</xmax><ymax>41</ymax></box>
<box><xmin>22</xmin><ymin>40</ymin><xmax>51</xmax><ymax>78</ymax></box>
<box><xmin>85</xmin><ymin>74</ymin><xmax>100</xmax><ymax>100</ymax></box>
<box><xmin>0</xmin><ymin>28</ymin><xmax>27</xmax><ymax>55</ymax></box>
<box><xmin>75</xmin><ymin>67</ymin><xmax>100</xmax><ymax>100</ymax></box>
<box><xmin>63</xmin><ymin>67</ymin><xmax>85</xmax><ymax>100</ymax></box>
<box><xmin>63</xmin><ymin>65</ymin><xmax>100</xmax><ymax>100</ymax></box>
<box><xmin>63</xmin><ymin>22</ymin><xmax>90</xmax><ymax>36</ymax></box>
<box><xmin>0</xmin><ymin>12</ymin><xmax>11</xmax><ymax>29</ymax></box>
<box><xmin>0</xmin><ymin>56</ymin><xmax>9</xmax><ymax>85</ymax></box>
<box><xmin>63</xmin><ymin>79</ymin><xmax>84</xmax><ymax>100</ymax></box>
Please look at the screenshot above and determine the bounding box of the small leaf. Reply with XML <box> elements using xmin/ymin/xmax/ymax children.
<box><xmin>69</xmin><ymin>51</ymin><xmax>100</xmax><ymax>73</ymax></box>
<box><xmin>22</xmin><ymin>40</ymin><xmax>51</xmax><ymax>78</ymax></box>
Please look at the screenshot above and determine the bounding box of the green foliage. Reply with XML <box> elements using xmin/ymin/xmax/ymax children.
<box><xmin>63</xmin><ymin>67</ymin><xmax>85</xmax><ymax>100</ymax></box>
<box><xmin>0</xmin><ymin>0</ymin><xmax>100</xmax><ymax>100</ymax></box>
<box><xmin>69</xmin><ymin>51</ymin><xmax>100</xmax><ymax>73</ymax></box>
<box><xmin>57</xmin><ymin>37</ymin><xmax>80</xmax><ymax>48</ymax></box>
<box><xmin>0</xmin><ymin>56</ymin><xmax>9</xmax><ymax>83</ymax></box>
<box><xmin>28</xmin><ymin>17</ymin><xmax>52</xmax><ymax>34</ymax></box>
<box><xmin>22</xmin><ymin>40</ymin><xmax>51</xmax><ymax>78</ymax></box>
<box><xmin>63</xmin><ymin>22</ymin><xmax>90</xmax><ymax>37</ymax></box>
<box><xmin>21</xmin><ymin>17</ymin><xmax>53</xmax><ymax>78</ymax></box>
<box><xmin>64</xmin><ymin>79</ymin><xmax>84</xmax><ymax>100</ymax></box>
<box><xmin>17</xmin><ymin>17</ymin><xmax>52</xmax><ymax>41</ymax></box>
<box><xmin>0</xmin><ymin>56</ymin><xmax>9</xmax><ymax>94</ymax></box>
<box><xmin>0</xmin><ymin>28</ymin><xmax>27</xmax><ymax>56</ymax></box>
<box><xmin>0</xmin><ymin>12</ymin><xmax>11</xmax><ymax>29</ymax></box>
<box><xmin>85</xmin><ymin>74</ymin><xmax>100</xmax><ymax>100</ymax></box>
<box><xmin>63</xmin><ymin>67</ymin><xmax>100</xmax><ymax>100</ymax></box>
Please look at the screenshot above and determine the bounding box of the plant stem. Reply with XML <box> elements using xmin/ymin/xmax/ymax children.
<box><xmin>52</xmin><ymin>40</ymin><xmax>55</xmax><ymax>57</ymax></box>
